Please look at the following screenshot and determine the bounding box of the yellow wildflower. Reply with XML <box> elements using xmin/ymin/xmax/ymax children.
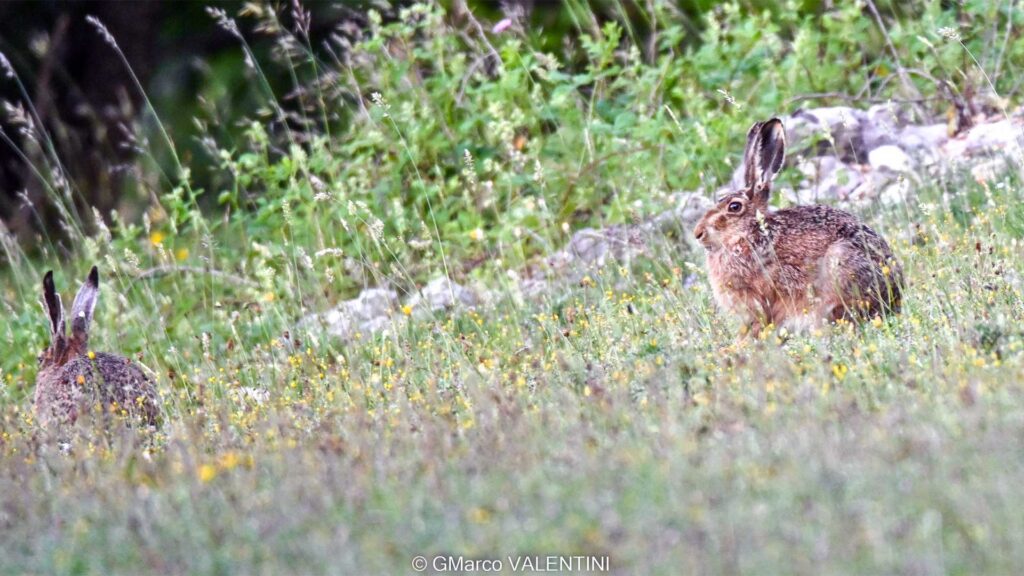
<box><xmin>198</xmin><ymin>464</ymin><xmax>217</xmax><ymax>483</ymax></box>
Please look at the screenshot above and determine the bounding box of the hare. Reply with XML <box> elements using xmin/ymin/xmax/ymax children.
<box><xmin>34</xmin><ymin>266</ymin><xmax>160</xmax><ymax>427</ymax></box>
<box><xmin>693</xmin><ymin>118</ymin><xmax>903</xmax><ymax>336</ymax></box>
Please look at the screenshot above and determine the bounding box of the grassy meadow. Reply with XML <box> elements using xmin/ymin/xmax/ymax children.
<box><xmin>2</xmin><ymin>2</ymin><xmax>1024</xmax><ymax>574</ymax></box>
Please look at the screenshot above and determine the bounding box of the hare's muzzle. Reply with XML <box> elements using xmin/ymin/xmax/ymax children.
<box><xmin>694</xmin><ymin>221</ymin><xmax>708</xmax><ymax>244</ymax></box>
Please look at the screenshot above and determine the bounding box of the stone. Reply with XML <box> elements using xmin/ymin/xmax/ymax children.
<box><xmin>791</xmin><ymin>155</ymin><xmax>864</xmax><ymax>203</ymax></box>
<box><xmin>861</xmin><ymin>104</ymin><xmax>900</xmax><ymax>152</ymax></box>
<box><xmin>556</xmin><ymin>226</ymin><xmax>646</xmax><ymax>271</ymax></box>
<box><xmin>970</xmin><ymin>157</ymin><xmax>1011</xmax><ymax>183</ymax></box>
<box><xmin>878</xmin><ymin>179</ymin><xmax>911</xmax><ymax>207</ymax></box>
<box><xmin>944</xmin><ymin>118</ymin><xmax>1024</xmax><ymax>158</ymax></box>
<box><xmin>653</xmin><ymin>191</ymin><xmax>714</xmax><ymax>230</ymax></box>
<box><xmin>896</xmin><ymin>123</ymin><xmax>949</xmax><ymax>152</ymax></box>
<box><xmin>406</xmin><ymin>277</ymin><xmax>480</xmax><ymax>316</ymax></box>
<box><xmin>847</xmin><ymin>170</ymin><xmax>902</xmax><ymax>205</ymax></box>
<box><xmin>567</xmin><ymin>227</ymin><xmax>611</xmax><ymax>265</ymax></box>
<box><xmin>786</xmin><ymin>107</ymin><xmax>867</xmax><ymax>161</ymax></box>
<box><xmin>299</xmin><ymin>287</ymin><xmax>398</xmax><ymax>340</ymax></box>
<box><xmin>868</xmin><ymin>145</ymin><xmax>913</xmax><ymax>173</ymax></box>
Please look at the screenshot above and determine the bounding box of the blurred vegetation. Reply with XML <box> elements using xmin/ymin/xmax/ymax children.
<box><xmin>2</xmin><ymin>1</ymin><xmax>1019</xmax><ymax>249</ymax></box>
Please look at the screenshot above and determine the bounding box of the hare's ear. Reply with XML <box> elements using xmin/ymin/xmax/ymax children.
<box><xmin>42</xmin><ymin>271</ymin><xmax>65</xmax><ymax>339</ymax></box>
<box><xmin>757</xmin><ymin>118</ymin><xmax>786</xmax><ymax>184</ymax></box>
<box><xmin>742</xmin><ymin>120</ymin><xmax>765</xmax><ymax>190</ymax></box>
<box><xmin>747</xmin><ymin>118</ymin><xmax>786</xmax><ymax>203</ymax></box>
<box><xmin>70</xmin><ymin>266</ymin><xmax>99</xmax><ymax>341</ymax></box>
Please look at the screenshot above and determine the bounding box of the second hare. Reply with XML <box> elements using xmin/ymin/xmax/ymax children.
<box><xmin>693</xmin><ymin>118</ymin><xmax>903</xmax><ymax>336</ymax></box>
<box><xmin>34</xmin><ymin>266</ymin><xmax>160</xmax><ymax>427</ymax></box>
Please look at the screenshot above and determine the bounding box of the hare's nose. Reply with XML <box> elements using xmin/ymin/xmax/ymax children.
<box><xmin>694</xmin><ymin>226</ymin><xmax>706</xmax><ymax>241</ymax></box>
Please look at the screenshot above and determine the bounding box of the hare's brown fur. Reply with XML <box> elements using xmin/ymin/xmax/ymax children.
<box><xmin>35</xmin><ymin>353</ymin><xmax>160</xmax><ymax>426</ymax></box>
<box><xmin>694</xmin><ymin>119</ymin><xmax>903</xmax><ymax>335</ymax></box>
<box><xmin>34</xmin><ymin>267</ymin><xmax>160</xmax><ymax>427</ymax></box>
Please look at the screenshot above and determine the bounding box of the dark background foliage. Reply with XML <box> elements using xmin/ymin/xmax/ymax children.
<box><xmin>0</xmin><ymin>0</ymin><xmax>959</xmax><ymax>243</ymax></box>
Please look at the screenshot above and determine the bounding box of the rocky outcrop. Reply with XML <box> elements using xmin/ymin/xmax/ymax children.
<box><xmin>299</xmin><ymin>287</ymin><xmax>399</xmax><ymax>340</ymax></box>
<box><xmin>406</xmin><ymin>277</ymin><xmax>481</xmax><ymax>317</ymax></box>
<box><xmin>301</xmin><ymin>105</ymin><xmax>1024</xmax><ymax>340</ymax></box>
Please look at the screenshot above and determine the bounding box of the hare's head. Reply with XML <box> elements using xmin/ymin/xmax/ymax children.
<box><xmin>38</xmin><ymin>266</ymin><xmax>99</xmax><ymax>371</ymax></box>
<box><xmin>694</xmin><ymin>118</ymin><xmax>786</xmax><ymax>249</ymax></box>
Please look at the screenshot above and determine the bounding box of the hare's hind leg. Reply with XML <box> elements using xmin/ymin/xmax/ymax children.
<box><xmin>816</xmin><ymin>241</ymin><xmax>896</xmax><ymax>321</ymax></box>
<box><xmin>815</xmin><ymin>242</ymin><xmax>866</xmax><ymax>321</ymax></box>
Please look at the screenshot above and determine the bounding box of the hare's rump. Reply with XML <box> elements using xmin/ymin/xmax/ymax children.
<box><xmin>774</xmin><ymin>206</ymin><xmax>903</xmax><ymax>324</ymax></box>
<box><xmin>36</xmin><ymin>353</ymin><xmax>160</xmax><ymax>426</ymax></box>
<box><xmin>816</xmin><ymin>236</ymin><xmax>903</xmax><ymax>322</ymax></box>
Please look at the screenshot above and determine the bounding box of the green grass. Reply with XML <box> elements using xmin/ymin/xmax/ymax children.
<box><xmin>2</xmin><ymin>1</ymin><xmax>1024</xmax><ymax>574</ymax></box>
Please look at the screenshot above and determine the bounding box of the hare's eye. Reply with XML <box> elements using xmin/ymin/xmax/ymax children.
<box><xmin>727</xmin><ymin>201</ymin><xmax>743</xmax><ymax>213</ymax></box>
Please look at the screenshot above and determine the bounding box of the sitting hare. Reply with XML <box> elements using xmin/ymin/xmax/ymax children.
<box><xmin>34</xmin><ymin>266</ymin><xmax>160</xmax><ymax>427</ymax></box>
<box><xmin>693</xmin><ymin>118</ymin><xmax>903</xmax><ymax>336</ymax></box>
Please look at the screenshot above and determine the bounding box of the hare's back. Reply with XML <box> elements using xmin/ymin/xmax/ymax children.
<box><xmin>772</xmin><ymin>205</ymin><xmax>887</xmax><ymax>257</ymax></box>
<box><xmin>62</xmin><ymin>353</ymin><xmax>159</xmax><ymax>423</ymax></box>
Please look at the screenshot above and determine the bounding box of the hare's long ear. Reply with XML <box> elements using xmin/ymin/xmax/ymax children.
<box><xmin>748</xmin><ymin>118</ymin><xmax>786</xmax><ymax>203</ymax></box>
<box><xmin>42</xmin><ymin>271</ymin><xmax>65</xmax><ymax>340</ymax></box>
<box><xmin>70</xmin><ymin>266</ymin><xmax>99</xmax><ymax>342</ymax></box>
<box><xmin>757</xmin><ymin>118</ymin><xmax>786</xmax><ymax>183</ymax></box>
<box><xmin>742</xmin><ymin>121</ymin><xmax>765</xmax><ymax>190</ymax></box>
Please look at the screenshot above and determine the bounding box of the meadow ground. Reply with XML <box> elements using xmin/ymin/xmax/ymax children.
<box><xmin>4</xmin><ymin>175</ymin><xmax>1024</xmax><ymax>575</ymax></box>
<box><xmin>2</xmin><ymin>2</ymin><xmax>1024</xmax><ymax>575</ymax></box>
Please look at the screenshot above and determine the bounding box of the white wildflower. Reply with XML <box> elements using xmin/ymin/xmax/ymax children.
<box><xmin>0</xmin><ymin>51</ymin><xmax>13</xmax><ymax>79</ymax></box>
<box><xmin>205</xmin><ymin>7</ymin><xmax>242</xmax><ymax>39</ymax></box>
<box><xmin>717</xmin><ymin>88</ymin><xmax>743</xmax><ymax>109</ymax></box>
<box><xmin>463</xmin><ymin>149</ymin><xmax>478</xmax><ymax>187</ymax></box>
<box><xmin>85</xmin><ymin>16</ymin><xmax>117</xmax><ymax>47</ymax></box>
<box><xmin>368</xmin><ymin>217</ymin><xmax>384</xmax><ymax>243</ymax></box>
<box><xmin>937</xmin><ymin>27</ymin><xmax>961</xmax><ymax>42</ymax></box>
<box><xmin>370</xmin><ymin>92</ymin><xmax>390</xmax><ymax>117</ymax></box>
<box><xmin>315</xmin><ymin>248</ymin><xmax>344</xmax><ymax>259</ymax></box>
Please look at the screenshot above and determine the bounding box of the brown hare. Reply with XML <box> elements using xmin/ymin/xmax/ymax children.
<box><xmin>693</xmin><ymin>118</ymin><xmax>903</xmax><ymax>336</ymax></box>
<box><xmin>34</xmin><ymin>266</ymin><xmax>160</xmax><ymax>427</ymax></box>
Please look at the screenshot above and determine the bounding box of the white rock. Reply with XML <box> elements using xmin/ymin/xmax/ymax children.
<box><xmin>406</xmin><ymin>277</ymin><xmax>480</xmax><ymax>316</ymax></box>
<box><xmin>656</xmin><ymin>191</ymin><xmax>714</xmax><ymax>228</ymax></box>
<box><xmin>786</xmin><ymin>107</ymin><xmax>867</xmax><ymax>160</ymax></box>
<box><xmin>944</xmin><ymin>118</ymin><xmax>1024</xmax><ymax>158</ymax></box>
<box><xmin>557</xmin><ymin>226</ymin><xmax>645</xmax><ymax>271</ymax></box>
<box><xmin>868</xmin><ymin>145</ymin><xmax>912</xmax><ymax>173</ymax></box>
<box><xmin>298</xmin><ymin>106</ymin><xmax>1024</xmax><ymax>341</ymax></box>
<box><xmin>347</xmin><ymin>287</ymin><xmax>399</xmax><ymax>320</ymax></box>
<box><xmin>879</xmin><ymin>180</ymin><xmax>911</xmax><ymax>207</ymax></box>
<box><xmin>299</xmin><ymin>287</ymin><xmax>398</xmax><ymax>340</ymax></box>
<box><xmin>861</xmin><ymin>105</ymin><xmax>900</xmax><ymax>152</ymax></box>
<box><xmin>970</xmin><ymin>157</ymin><xmax>1010</xmax><ymax>183</ymax></box>
<box><xmin>792</xmin><ymin>156</ymin><xmax>864</xmax><ymax>202</ymax></box>
<box><xmin>847</xmin><ymin>170</ymin><xmax>899</xmax><ymax>205</ymax></box>
<box><xmin>896</xmin><ymin>124</ymin><xmax>948</xmax><ymax>152</ymax></box>
<box><xmin>867</xmin><ymin>101</ymin><xmax>917</xmax><ymax>127</ymax></box>
<box><xmin>567</xmin><ymin>228</ymin><xmax>611</xmax><ymax>265</ymax></box>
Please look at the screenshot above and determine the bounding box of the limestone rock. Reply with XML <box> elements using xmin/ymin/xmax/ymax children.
<box><xmin>868</xmin><ymin>145</ymin><xmax>912</xmax><ymax>173</ymax></box>
<box><xmin>786</xmin><ymin>107</ymin><xmax>867</xmax><ymax>161</ymax></box>
<box><xmin>791</xmin><ymin>155</ymin><xmax>865</xmax><ymax>202</ymax></box>
<box><xmin>299</xmin><ymin>287</ymin><xmax>398</xmax><ymax>340</ymax></box>
<box><xmin>407</xmin><ymin>277</ymin><xmax>481</xmax><ymax>316</ymax></box>
<box><xmin>944</xmin><ymin>118</ymin><xmax>1024</xmax><ymax>158</ymax></box>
